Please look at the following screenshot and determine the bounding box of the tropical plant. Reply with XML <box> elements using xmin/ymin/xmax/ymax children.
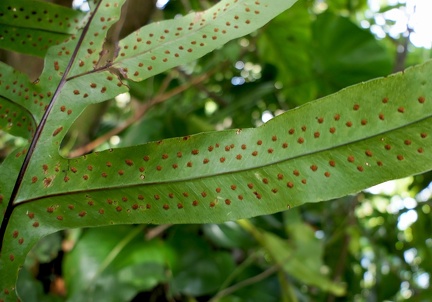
<box><xmin>1</xmin><ymin>0</ymin><xmax>431</xmax><ymax>301</ymax></box>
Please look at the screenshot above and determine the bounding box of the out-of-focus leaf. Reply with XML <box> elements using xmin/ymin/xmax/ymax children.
<box><xmin>63</xmin><ymin>225</ymin><xmax>173</xmax><ymax>302</ymax></box>
<box><xmin>203</xmin><ymin>221</ymin><xmax>255</xmax><ymax>249</ymax></box>
<box><xmin>240</xmin><ymin>218</ymin><xmax>345</xmax><ymax>296</ymax></box>
<box><xmin>312</xmin><ymin>12</ymin><xmax>393</xmax><ymax>94</ymax></box>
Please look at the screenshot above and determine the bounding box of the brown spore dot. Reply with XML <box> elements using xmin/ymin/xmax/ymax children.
<box><xmin>182</xmin><ymin>192</ymin><xmax>189</xmax><ymax>197</ymax></box>
<box><xmin>192</xmin><ymin>149</ymin><xmax>199</xmax><ymax>155</ymax></box>
<box><xmin>365</xmin><ymin>150</ymin><xmax>373</xmax><ymax>157</ymax></box>
<box><xmin>57</xmin><ymin>216</ymin><xmax>63</xmax><ymax>220</ymax></box>
<box><xmin>187</xmin><ymin>161</ymin><xmax>193</xmax><ymax>167</ymax></box>
<box><xmin>238</xmin><ymin>195</ymin><xmax>244</xmax><ymax>200</ymax></box>
<box><xmin>301</xmin><ymin>125</ymin><xmax>307</xmax><ymax>132</ymax></box>
<box><xmin>254</xmin><ymin>192</ymin><xmax>262</xmax><ymax>199</ymax></box>
<box><xmin>216</xmin><ymin>187</ymin><xmax>221</xmax><ymax>193</ymax></box>
<box><xmin>122</xmin><ymin>196</ymin><xmax>128</xmax><ymax>202</ymax></box>
<box><xmin>277</xmin><ymin>173</ymin><xmax>284</xmax><ymax>180</ymax></box>
<box><xmin>67</xmin><ymin>109</ymin><xmax>72</xmax><ymax>115</ymax></box>
<box><xmin>60</xmin><ymin>105</ymin><xmax>66</xmax><ymax>112</ymax></box>
<box><xmin>241</xmin><ymin>144</ymin><xmax>247</xmax><ymax>150</ymax></box>
<box><xmin>73</xmin><ymin>90</ymin><xmax>80</xmax><ymax>95</ymax></box>
<box><xmin>272</xmin><ymin>135</ymin><xmax>277</xmax><ymax>141</ymax></box>
<box><xmin>116</xmin><ymin>206</ymin><xmax>122</xmax><ymax>212</ymax></box>
<box><xmin>324</xmin><ymin>172</ymin><xmax>331</xmax><ymax>177</ymax></box>
<box><xmin>398</xmin><ymin>107</ymin><xmax>405</xmax><ymax>113</ymax></box>
<box><xmin>252</xmin><ymin>151</ymin><xmax>258</xmax><ymax>156</ymax></box>
<box><xmin>317</xmin><ymin>117</ymin><xmax>324</xmax><ymax>124</ymax></box>
<box><xmin>247</xmin><ymin>183</ymin><xmax>254</xmax><ymax>189</ymax></box>
<box><xmin>42</xmin><ymin>164</ymin><xmax>48</xmax><ymax>171</ymax></box>
<box><xmin>18</xmin><ymin>238</ymin><xmax>24</xmax><ymax>245</ymax></box>
<box><xmin>397</xmin><ymin>155</ymin><xmax>404</xmax><ymax>161</ymax></box>
<box><xmin>267</xmin><ymin>148</ymin><xmax>274</xmax><ymax>154</ymax></box>
<box><xmin>203</xmin><ymin>158</ymin><xmax>210</xmax><ymax>164</ymax></box>
<box><xmin>146</xmin><ymin>204</ymin><xmax>151</xmax><ymax>209</ymax></box>
<box><xmin>225</xmin><ymin>145</ymin><xmax>231</xmax><ymax>151</ymax></box>
<box><xmin>289</xmin><ymin>128</ymin><xmax>295</xmax><ymax>135</ymax></box>
<box><xmin>231</xmin><ymin>185</ymin><xmax>237</xmax><ymax>190</ymax></box>
<box><xmin>28</xmin><ymin>212</ymin><xmax>35</xmax><ymax>219</ymax></box>
<box><xmin>68</xmin><ymin>204</ymin><xmax>74</xmax><ymax>210</ymax></box>
<box><xmin>346</xmin><ymin>121</ymin><xmax>352</xmax><ymax>127</ymax></box>
<box><xmin>353</xmin><ymin>104</ymin><xmax>360</xmax><ymax>111</ymax></box>
<box><xmin>106</xmin><ymin>199</ymin><xmax>113</xmax><ymax>205</ymax></box>
<box><xmin>210</xmin><ymin>201</ymin><xmax>216</xmax><ymax>207</ymax></box>
<box><xmin>357</xmin><ymin>166</ymin><xmax>364</xmax><ymax>172</ymax></box>
<box><xmin>177</xmin><ymin>203</ymin><xmax>184</xmax><ymax>209</ymax></box>
<box><xmin>418</xmin><ymin>96</ymin><xmax>425</xmax><ymax>103</ymax></box>
<box><xmin>310</xmin><ymin>165</ymin><xmax>318</xmax><ymax>171</ymax></box>
<box><xmin>236</xmin><ymin>154</ymin><xmax>242</xmax><ymax>160</ymax></box>
<box><xmin>347</xmin><ymin>156</ymin><xmax>355</xmax><ymax>163</ymax></box>
<box><xmin>282</xmin><ymin>142</ymin><xmax>288</xmax><ymax>148</ymax></box>
<box><xmin>99</xmin><ymin>209</ymin><xmax>105</xmax><ymax>214</ymax></box>
<box><xmin>118</xmin><ymin>170</ymin><xmax>124</xmax><ymax>175</ymax></box>
<box><xmin>12</xmin><ymin>231</ymin><xmax>18</xmax><ymax>238</ymax></box>
<box><xmin>125</xmin><ymin>159</ymin><xmax>134</xmax><ymax>166</ymax></box>
<box><xmin>192</xmin><ymin>200</ymin><xmax>199</xmax><ymax>206</ymax></box>
<box><xmin>132</xmin><ymin>204</ymin><xmax>139</xmax><ymax>210</ymax></box>
<box><xmin>361</xmin><ymin>119</ymin><xmax>368</xmax><ymax>125</ymax></box>
<box><xmin>421</xmin><ymin>133</ymin><xmax>428</xmax><ymax>138</ymax></box>
<box><xmin>31</xmin><ymin>176</ymin><xmax>38</xmax><ymax>183</ymax></box>
<box><xmin>297</xmin><ymin>137</ymin><xmax>304</xmax><ymax>144</ymax></box>
<box><xmin>220</xmin><ymin>157</ymin><xmax>226</xmax><ymax>163</ymax></box>
<box><xmin>47</xmin><ymin>206</ymin><xmax>54</xmax><ymax>213</ymax></box>
<box><xmin>201</xmin><ymin>191</ymin><xmax>207</xmax><ymax>198</ymax></box>
<box><xmin>101</xmin><ymin>172</ymin><xmax>107</xmax><ymax>178</ymax></box>
<box><xmin>87</xmin><ymin>165</ymin><xmax>93</xmax><ymax>171</ymax></box>
<box><xmin>177</xmin><ymin>152</ymin><xmax>182</xmax><ymax>158</ymax></box>
<box><xmin>418</xmin><ymin>148</ymin><xmax>424</xmax><ymax>153</ymax></box>
<box><xmin>382</xmin><ymin>97</ymin><xmax>389</xmax><ymax>103</ymax></box>
<box><xmin>379</xmin><ymin>113</ymin><xmax>385</xmax><ymax>120</ymax></box>
<box><xmin>172</xmin><ymin>164</ymin><xmax>178</xmax><ymax>169</ymax></box>
<box><xmin>257</xmin><ymin>140</ymin><xmax>262</xmax><ymax>145</ymax></box>
<box><xmin>138</xmin><ymin>194</ymin><xmax>144</xmax><ymax>200</ymax></box>
<box><xmin>301</xmin><ymin>179</ymin><xmax>307</xmax><ymax>185</ymax></box>
<box><xmin>154</xmin><ymin>194</ymin><xmax>160</xmax><ymax>200</ymax></box>
<box><xmin>334</xmin><ymin>114</ymin><xmax>340</xmax><ymax>121</ymax></box>
<box><xmin>52</xmin><ymin>126</ymin><xmax>63</xmax><ymax>136</ymax></box>
<box><xmin>106</xmin><ymin>162</ymin><xmax>112</xmax><ymax>167</ymax></box>
<box><xmin>314</xmin><ymin>132</ymin><xmax>320</xmax><ymax>138</ymax></box>
<box><xmin>208</xmin><ymin>146</ymin><xmax>214</xmax><ymax>152</ymax></box>
<box><xmin>404</xmin><ymin>140</ymin><xmax>411</xmax><ymax>145</ymax></box>
<box><xmin>78</xmin><ymin>211</ymin><xmax>86</xmax><ymax>217</ymax></box>
<box><xmin>9</xmin><ymin>254</ymin><xmax>15</xmax><ymax>262</ymax></box>
<box><xmin>143</xmin><ymin>155</ymin><xmax>150</xmax><ymax>161</ymax></box>
<box><xmin>293</xmin><ymin>170</ymin><xmax>300</xmax><ymax>176</ymax></box>
<box><xmin>385</xmin><ymin>144</ymin><xmax>392</xmax><ymax>150</ymax></box>
<box><xmin>33</xmin><ymin>221</ymin><xmax>40</xmax><ymax>227</ymax></box>
<box><xmin>329</xmin><ymin>127</ymin><xmax>336</xmax><ymax>134</ymax></box>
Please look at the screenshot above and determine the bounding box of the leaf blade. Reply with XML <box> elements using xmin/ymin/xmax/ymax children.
<box><xmin>113</xmin><ymin>0</ymin><xmax>299</xmax><ymax>81</ymax></box>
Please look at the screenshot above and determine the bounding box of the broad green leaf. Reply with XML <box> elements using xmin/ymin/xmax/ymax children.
<box><xmin>1</xmin><ymin>56</ymin><xmax>431</xmax><ymax>299</ymax></box>
<box><xmin>0</xmin><ymin>0</ymin><xmax>86</xmax><ymax>57</ymax></box>
<box><xmin>113</xmin><ymin>0</ymin><xmax>299</xmax><ymax>81</ymax></box>
<box><xmin>0</xmin><ymin>0</ymin><xmax>300</xmax><ymax>299</ymax></box>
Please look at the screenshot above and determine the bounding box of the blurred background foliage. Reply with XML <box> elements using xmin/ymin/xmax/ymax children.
<box><xmin>2</xmin><ymin>0</ymin><xmax>432</xmax><ymax>301</ymax></box>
